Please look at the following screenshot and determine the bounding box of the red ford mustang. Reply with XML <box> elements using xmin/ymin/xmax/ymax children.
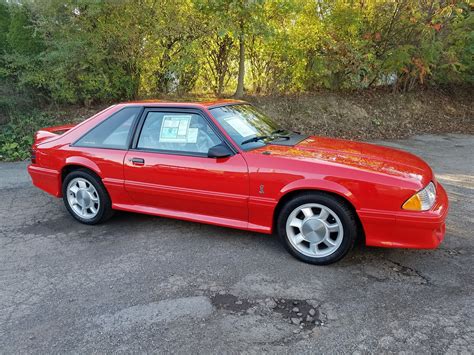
<box><xmin>28</xmin><ymin>100</ymin><xmax>448</xmax><ymax>264</ymax></box>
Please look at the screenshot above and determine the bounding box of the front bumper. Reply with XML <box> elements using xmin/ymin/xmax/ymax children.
<box><xmin>361</xmin><ymin>182</ymin><xmax>449</xmax><ymax>249</ymax></box>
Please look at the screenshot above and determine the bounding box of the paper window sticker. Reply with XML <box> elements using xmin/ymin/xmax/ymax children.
<box><xmin>161</xmin><ymin>127</ymin><xmax>178</xmax><ymax>139</ymax></box>
<box><xmin>160</xmin><ymin>115</ymin><xmax>192</xmax><ymax>142</ymax></box>
<box><xmin>225</xmin><ymin>116</ymin><xmax>258</xmax><ymax>137</ymax></box>
<box><xmin>178</xmin><ymin>119</ymin><xmax>189</xmax><ymax>135</ymax></box>
<box><xmin>187</xmin><ymin>128</ymin><xmax>199</xmax><ymax>143</ymax></box>
<box><xmin>163</xmin><ymin>118</ymin><xmax>180</xmax><ymax>128</ymax></box>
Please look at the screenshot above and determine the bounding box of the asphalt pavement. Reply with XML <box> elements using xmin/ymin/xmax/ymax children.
<box><xmin>0</xmin><ymin>134</ymin><xmax>473</xmax><ymax>353</ymax></box>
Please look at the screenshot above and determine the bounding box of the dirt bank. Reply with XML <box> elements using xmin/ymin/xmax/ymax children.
<box><xmin>45</xmin><ymin>88</ymin><xmax>474</xmax><ymax>141</ymax></box>
<box><xmin>246</xmin><ymin>88</ymin><xmax>473</xmax><ymax>140</ymax></box>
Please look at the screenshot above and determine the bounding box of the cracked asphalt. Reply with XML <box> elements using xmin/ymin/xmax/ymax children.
<box><xmin>1</xmin><ymin>134</ymin><xmax>473</xmax><ymax>353</ymax></box>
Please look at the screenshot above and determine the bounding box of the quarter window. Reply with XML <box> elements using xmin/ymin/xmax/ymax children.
<box><xmin>137</xmin><ymin>112</ymin><xmax>221</xmax><ymax>154</ymax></box>
<box><xmin>75</xmin><ymin>107</ymin><xmax>141</xmax><ymax>149</ymax></box>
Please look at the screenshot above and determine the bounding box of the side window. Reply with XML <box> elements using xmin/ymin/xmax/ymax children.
<box><xmin>137</xmin><ymin>112</ymin><xmax>221</xmax><ymax>155</ymax></box>
<box><xmin>75</xmin><ymin>107</ymin><xmax>141</xmax><ymax>149</ymax></box>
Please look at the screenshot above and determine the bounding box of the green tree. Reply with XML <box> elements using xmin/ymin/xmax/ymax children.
<box><xmin>28</xmin><ymin>0</ymin><xmax>151</xmax><ymax>103</ymax></box>
<box><xmin>0</xmin><ymin>1</ymin><xmax>10</xmax><ymax>55</ymax></box>
<box><xmin>195</xmin><ymin>0</ymin><xmax>292</xmax><ymax>97</ymax></box>
<box><xmin>7</xmin><ymin>5</ymin><xmax>44</xmax><ymax>56</ymax></box>
<box><xmin>1</xmin><ymin>0</ymin><xmax>472</xmax><ymax>106</ymax></box>
<box><xmin>201</xmin><ymin>33</ymin><xmax>234</xmax><ymax>96</ymax></box>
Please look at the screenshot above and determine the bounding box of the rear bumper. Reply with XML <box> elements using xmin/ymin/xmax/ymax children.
<box><xmin>360</xmin><ymin>183</ymin><xmax>449</xmax><ymax>249</ymax></box>
<box><xmin>28</xmin><ymin>164</ymin><xmax>62</xmax><ymax>197</ymax></box>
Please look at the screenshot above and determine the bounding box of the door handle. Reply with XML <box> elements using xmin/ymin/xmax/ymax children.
<box><xmin>129</xmin><ymin>157</ymin><xmax>145</xmax><ymax>165</ymax></box>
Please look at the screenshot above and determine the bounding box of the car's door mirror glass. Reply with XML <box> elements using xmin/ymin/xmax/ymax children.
<box><xmin>208</xmin><ymin>143</ymin><xmax>232</xmax><ymax>158</ymax></box>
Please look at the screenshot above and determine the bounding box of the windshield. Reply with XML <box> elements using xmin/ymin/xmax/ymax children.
<box><xmin>209</xmin><ymin>104</ymin><xmax>286</xmax><ymax>150</ymax></box>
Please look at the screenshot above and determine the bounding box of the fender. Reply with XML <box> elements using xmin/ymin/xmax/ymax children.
<box><xmin>64</xmin><ymin>156</ymin><xmax>103</xmax><ymax>178</ymax></box>
<box><xmin>278</xmin><ymin>178</ymin><xmax>360</xmax><ymax>210</ymax></box>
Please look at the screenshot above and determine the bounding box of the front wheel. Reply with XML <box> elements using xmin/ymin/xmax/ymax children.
<box><xmin>62</xmin><ymin>169</ymin><xmax>114</xmax><ymax>225</ymax></box>
<box><xmin>277</xmin><ymin>192</ymin><xmax>358</xmax><ymax>265</ymax></box>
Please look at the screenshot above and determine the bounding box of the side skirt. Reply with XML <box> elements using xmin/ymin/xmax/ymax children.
<box><xmin>112</xmin><ymin>203</ymin><xmax>271</xmax><ymax>234</ymax></box>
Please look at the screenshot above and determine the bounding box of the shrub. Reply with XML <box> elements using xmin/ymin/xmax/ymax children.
<box><xmin>0</xmin><ymin>111</ymin><xmax>58</xmax><ymax>161</ymax></box>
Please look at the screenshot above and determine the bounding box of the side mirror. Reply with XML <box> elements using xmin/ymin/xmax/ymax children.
<box><xmin>208</xmin><ymin>143</ymin><xmax>232</xmax><ymax>158</ymax></box>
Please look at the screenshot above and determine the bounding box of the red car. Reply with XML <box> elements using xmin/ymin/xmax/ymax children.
<box><xmin>28</xmin><ymin>100</ymin><xmax>448</xmax><ymax>265</ymax></box>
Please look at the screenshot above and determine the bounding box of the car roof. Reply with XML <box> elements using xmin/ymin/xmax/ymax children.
<box><xmin>118</xmin><ymin>99</ymin><xmax>245</xmax><ymax>109</ymax></box>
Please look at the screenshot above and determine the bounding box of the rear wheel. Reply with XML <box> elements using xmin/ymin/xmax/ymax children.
<box><xmin>62</xmin><ymin>169</ymin><xmax>113</xmax><ymax>224</ymax></box>
<box><xmin>277</xmin><ymin>192</ymin><xmax>357</xmax><ymax>265</ymax></box>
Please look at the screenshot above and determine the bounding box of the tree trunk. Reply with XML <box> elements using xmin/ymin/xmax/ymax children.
<box><xmin>234</xmin><ymin>24</ymin><xmax>245</xmax><ymax>98</ymax></box>
<box><xmin>217</xmin><ymin>73</ymin><xmax>225</xmax><ymax>97</ymax></box>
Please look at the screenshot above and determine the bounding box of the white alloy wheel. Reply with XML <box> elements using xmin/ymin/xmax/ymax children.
<box><xmin>285</xmin><ymin>203</ymin><xmax>344</xmax><ymax>258</ymax></box>
<box><xmin>66</xmin><ymin>177</ymin><xmax>100</xmax><ymax>220</ymax></box>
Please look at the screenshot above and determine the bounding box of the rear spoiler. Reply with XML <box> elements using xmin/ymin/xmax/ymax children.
<box><xmin>34</xmin><ymin>123</ymin><xmax>77</xmax><ymax>145</ymax></box>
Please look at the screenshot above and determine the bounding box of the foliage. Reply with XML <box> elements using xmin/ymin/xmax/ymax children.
<box><xmin>0</xmin><ymin>0</ymin><xmax>472</xmax><ymax>105</ymax></box>
<box><xmin>0</xmin><ymin>1</ymin><xmax>10</xmax><ymax>56</ymax></box>
<box><xmin>0</xmin><ymin>0</ymin><xmax>471</xmax><ymax>161</ymax></box>
<box><xmin>0</xmin><ymin>111</ymin><xmax>57</xmax><ymax>161</ymax></box>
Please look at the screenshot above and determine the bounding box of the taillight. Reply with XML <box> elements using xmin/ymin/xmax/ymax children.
<box><xmin>30</xmin><ymin>148</ymin><xmax>37</xmax><ymax>164</ymax></box>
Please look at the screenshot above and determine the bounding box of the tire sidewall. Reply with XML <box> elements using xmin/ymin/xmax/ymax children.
<box><xmin>277</xmin><ymin>193</ymin><xmax>356</xmax><ymax>265</ymax></box>
<box><xmin>62</xmin><ymin>170</ymin><xmax>111</xmax><ymax>225</ymax></box>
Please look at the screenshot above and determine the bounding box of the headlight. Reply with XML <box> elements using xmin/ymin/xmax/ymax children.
<box><xmin>402</xmin><ymin>182</ymin><xmax>436</xmax><ymax>211</ymax></box>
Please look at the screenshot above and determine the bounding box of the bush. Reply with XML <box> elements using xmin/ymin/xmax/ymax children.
<box><xmin>0</xmin><ymin>111</ymin><xmax>58</xmax><ymax>161</ymax></box>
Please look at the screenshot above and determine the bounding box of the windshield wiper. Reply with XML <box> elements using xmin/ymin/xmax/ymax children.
<box><xmin>272</xmin><ymin>128</ymin><xmax>300</xmax><ymax>135</ymax></box>
<box><xmin>271</xmin><ymin>129</ymin><xmax>287</xmax><ymax>135</ymax></box>
<box><xmin>241</xmin><ymin>130</ymin><xmax>296</xmax><ymax>146</ymax></box>
<box><xmin>270</xmin><ymin>129</ymin><xmax>291</xmax><ymax>141</ymax></box>
<box><xmin>241</xmin><ymin>135</ymin><xmax>269</xmax><ymax>145</ymax></box>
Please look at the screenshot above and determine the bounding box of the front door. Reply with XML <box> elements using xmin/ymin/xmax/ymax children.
<box><xmin>123</xmin><ymin>109</ymin><xmax>249</xmax><ymax>226</ymax></box>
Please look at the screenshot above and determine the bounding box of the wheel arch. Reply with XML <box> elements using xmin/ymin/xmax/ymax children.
<box><xmin>61</xmin><ymin>157</ymin><xmax>103</xmax><ymax>183</ymax></box>
<box><xmin>273</xmin><ymin>186</ymin><xmax>365</xmax><ymax>244</ymax></box>
<box><xmin>60</xmin><ymin>162</ymin><xmax>115</xmax><ymax>225</ymax></box>
<box><xmin>278</xmin><ymin>179</ymin><xmax>360</xmax><ymax>208</ymax></box>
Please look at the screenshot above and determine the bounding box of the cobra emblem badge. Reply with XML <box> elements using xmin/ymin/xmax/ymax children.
<box><xmin>259</xmin><ymin>184</ymin><xmax>265</xmax><ymax>194</ymax></box>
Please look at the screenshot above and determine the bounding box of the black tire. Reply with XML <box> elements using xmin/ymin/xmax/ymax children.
<box><xmin>277</xmin><ymin>192</ymin><xmax>357</xmax><ymax>265</ymax></box>
<box><xmin>62</xmin><ymin>169</ymin><xmax>114</xmax><ymax>225</ymax></box>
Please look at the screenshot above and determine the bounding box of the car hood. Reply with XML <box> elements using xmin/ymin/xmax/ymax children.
<box><xmin>253</xmin><ymin>136</ymin><xmax>432</xmax><ymax>185</ymax></box>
